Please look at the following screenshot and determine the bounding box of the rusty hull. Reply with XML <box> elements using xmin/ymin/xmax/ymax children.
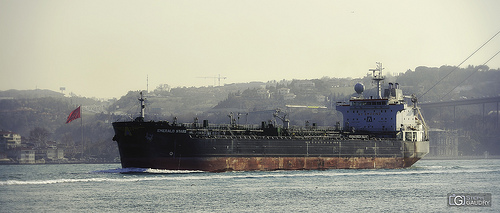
<box><xmin>121</xmin><ymin>156</ymin><xmax>421</xmax><ymax>172</ymax></box>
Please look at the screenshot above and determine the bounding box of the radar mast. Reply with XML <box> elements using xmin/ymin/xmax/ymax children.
<box><xmin>369</xmin><ymin>62</ymin><xmax>385</xmax><ymax>99</ymax></box>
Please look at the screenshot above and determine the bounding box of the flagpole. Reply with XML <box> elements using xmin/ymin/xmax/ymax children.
<box><xmin>81</xmin><ymin>106</ymin><xmax>84</xmax><ymax>161</ymax></box>
<box><xmin>66</xmin><ymin>106</ymin><xmax>83</xmax><ymax>160</ymax></box>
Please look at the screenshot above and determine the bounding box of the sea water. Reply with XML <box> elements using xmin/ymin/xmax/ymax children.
<box><xmin>0</xmin><ymin>159</ymin><xmax>499</xmax><ymax>212</ymax></box>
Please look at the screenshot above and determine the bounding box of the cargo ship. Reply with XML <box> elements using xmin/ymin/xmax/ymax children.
<box><xmin>112</xmin><ymin>63</ymin><xmax>429</xmax><ymax>172</ymax></box>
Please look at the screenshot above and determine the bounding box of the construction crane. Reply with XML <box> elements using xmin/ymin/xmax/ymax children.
<box><xmin>197</xmin><ymin>74</ymin><xmax>227</xmax><ymax>86</ymax></box>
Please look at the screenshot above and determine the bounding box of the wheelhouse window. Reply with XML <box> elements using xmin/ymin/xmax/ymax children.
<box><xmin>405</xmin><ymin>132</ymin><xmax>412</xmax><ymax>141</ymax></box>
<box><xmin>351</xmin><ymin>100</ymin><xmax>387</xmax><ymax>106</ymax></box>
<box><xmin>404</xmin><ymin>132</ymin><xmax>418</xmax><ymax>141</ymax></box>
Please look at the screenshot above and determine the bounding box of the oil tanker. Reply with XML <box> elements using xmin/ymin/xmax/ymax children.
<box><xmin>112</xmin><ymin>63</ymin><xmax>429</xmax><ymax>172</ymax></box>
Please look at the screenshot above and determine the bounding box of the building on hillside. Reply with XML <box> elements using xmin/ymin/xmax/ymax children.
<box><xmin>275</xmin><ymin>88</ymin><xmax>296</xmax><ymax>100</ymax></box>
<box><xmin>18</xmin><ymin>149</ymin><xmax>35</xmax><ymax>164</ymax></box>
<box><xmin>0</xmin><ymin>152</ymin><xmax>10</xmax><ymax>163</ymax></box>
<box><xmin>256</xmin><ymin>88</ymin><xmax>270</xmax><ymax>99</ymax></box>
<box><xmin>277</xmin><ymin>88</ymin><xmax>290</xmax><ymax>95</ymax></box>
<box><xmin>0</xmin><ymin>131</ymin><xmax>22</xmax><ymax>150</ymax></box>
<box><xmin>283</xmin><ymin>93</ymin><xmax>296</xmax><ymax>100</ymax></box>
<box><xmin>315</xmin><ymin>95</ymin><xmax>326</xmax><ymax>103</ymax></box>
<box><xmin>294</xmin><ymin>80</ymin><xmax>315</xmax><ymax>90</ymax></box>
<box><xmin>46</xmin><ymin>148</ymin><xmax>65</xmax><ymax>160</ymax></box>
<box><xmin>428</xmin><ymin>129</ymin><xmax>458</xmax><ymax>157</ymax></box>
<box><xmin>34</xmin><ymin>148</ymin><xmax>65</xmax><ymax>161</ymax></box>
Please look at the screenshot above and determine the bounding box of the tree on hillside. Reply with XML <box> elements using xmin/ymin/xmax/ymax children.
<box><xmin>29</xmin><ymin>127</ymin><xmax>50</xmax><ymax>147</ymax></box>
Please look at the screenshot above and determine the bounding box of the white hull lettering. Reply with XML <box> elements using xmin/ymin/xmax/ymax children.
<box><xmin>157</xmin><ymin>129</ymin><xmax>187</xmax><ymax>133</ymax></box>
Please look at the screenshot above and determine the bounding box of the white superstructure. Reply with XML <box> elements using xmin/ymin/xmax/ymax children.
<box><xmin>336</xmin><ymin>63</ymin><xmax>428</xmax><ymax>143</ymax></box>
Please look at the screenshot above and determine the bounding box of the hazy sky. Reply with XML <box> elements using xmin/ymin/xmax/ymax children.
<box><xmin>1</xmin><ymin>0</ymin><xmax>499</xmax><ymax>98</ymax></box>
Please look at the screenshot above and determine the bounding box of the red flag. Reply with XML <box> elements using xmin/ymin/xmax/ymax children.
<box><xmin>66</xmin><ymin>106</ymin><xmax>81</xmax><ymax>123</ymax></box>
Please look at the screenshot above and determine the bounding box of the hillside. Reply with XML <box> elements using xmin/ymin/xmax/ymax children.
<box><xmin>1</xmin><ymin>64</ymin><xmax>499</xmax><ymax>161</ymax></box>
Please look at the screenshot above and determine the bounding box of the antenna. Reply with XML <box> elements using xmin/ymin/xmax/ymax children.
<box><xmin>369</xmin><ymin>62</ymin><xmax>385</xmax><ymax>99</ymax></box>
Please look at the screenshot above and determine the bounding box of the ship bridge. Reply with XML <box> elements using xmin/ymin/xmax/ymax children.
<box><xmin>336</xmin><ymin>63</ymin><xmax>425</xmax><ymax>140</ymax></box>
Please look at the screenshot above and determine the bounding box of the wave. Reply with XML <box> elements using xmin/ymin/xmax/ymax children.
<box><xmin>0</xmin><ymin>178</ymin><xmax>112</xmax><ymax>185</ymax></box>
<box><xmin>92</xmin><ymin>167</ymin><xmax>204</xmax><ymax>174</ymax></box>
<box><xmin>1</xmin><ymin>166</ymin><xmax>497</xmax><ymax>186</ymax></box>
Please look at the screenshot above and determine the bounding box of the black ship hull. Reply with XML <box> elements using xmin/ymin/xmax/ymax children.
<box><xmin>112</xmin><ymin>122</ymin><xmax>428</xmax><ymax>172</ymax></box>
<box><xmin>113</xmin><ymin>65</ymin><xmax>431</xmax><ymax>172</ymax></box>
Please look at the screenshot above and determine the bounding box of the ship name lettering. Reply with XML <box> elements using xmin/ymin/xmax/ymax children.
<box><xmin>157</xmin><ymin>129</ymin><xmax>187</xmax><ymax>133</ymax></box>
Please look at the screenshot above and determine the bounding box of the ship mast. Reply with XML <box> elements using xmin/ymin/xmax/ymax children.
<box><xmin>369</xmin><ymin>62</ymin><xmax>385</xmax><ymax>99</ymax></box>
<box><xmin>139</xmin><ymin>92</ymin><xmax>145</xmax><ymax>119</ymax></box>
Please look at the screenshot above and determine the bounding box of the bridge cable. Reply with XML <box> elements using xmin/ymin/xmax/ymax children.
<box><xmin>418</xmin><ymin>29</ymin><xmax>500</xmax><ymax>100</ymax></box>
<box><xmin>441</xmin><ymin>49</ymin><xmax>500</xmax><ymax>99</ymax></box>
